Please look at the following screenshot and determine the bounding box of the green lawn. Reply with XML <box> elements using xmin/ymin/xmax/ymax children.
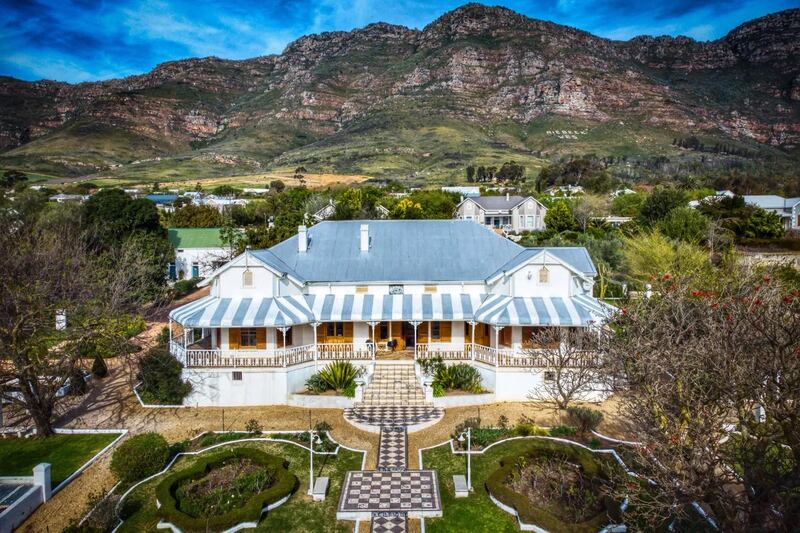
<box><xmin>118</xmin><ymin>439</ymin><xmax>364</xmax><ymax>532</ymax></box>
<box><xmin>422</xmin><ymin>439</ymin><xmax>537</xmax><ymax>533</ymax></box>
<box><xmin>0</xmin><ymin>433</ymin><xmax>120</xmax><ymax>486</ymax></box>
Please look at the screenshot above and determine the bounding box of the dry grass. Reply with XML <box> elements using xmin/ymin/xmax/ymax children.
<box><xmin>157</xmin><ymin>171</ymin><xmax>371</xmax><ymax>190</ymax></box>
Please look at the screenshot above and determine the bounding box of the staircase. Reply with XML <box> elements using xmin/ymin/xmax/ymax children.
<box><xmin>361</xmin><ymin>363</ymin><xmax>426</xmax><ymax>406</ymax></box>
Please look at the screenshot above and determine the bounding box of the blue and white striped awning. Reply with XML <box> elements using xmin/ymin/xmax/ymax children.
<box><xmin>305</xmin><ymin>293</ymin><xmax>484</xmax><ymax>322</ymax></box>
<box><xmin>474</xmin><ymin>294</ymin><xmax>603</xmax><ymax>326</ymax></box>
<box><xmin>169</xmin><ymin>295</ymin><xmax>315</xmax><ymax>327</ymax></box>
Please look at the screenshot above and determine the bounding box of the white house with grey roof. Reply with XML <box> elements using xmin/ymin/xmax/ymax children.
<box><xmin>743</xmin><ymin>195</ymin><xmax>800</xmax><ymax>231</ymax></box>
<box><xmin>168</xmin><ymin>220</ymin><xmax>609</xmax><ymax>406</ymax></box>
<box><xmin>455</xmin><ymin>194</ymin><xmax>547</xmax><ymax>232</ymax></box>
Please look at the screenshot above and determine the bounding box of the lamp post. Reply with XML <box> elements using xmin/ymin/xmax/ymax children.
<box><xmin>457</xmin><ymin>427</ymin><xmax>472</xmax><ymax>491</ymax></box>
<box><xmin>308</xmin><ymin>429</ymin><xmax>322</xmax><ymax>495</ymax></box>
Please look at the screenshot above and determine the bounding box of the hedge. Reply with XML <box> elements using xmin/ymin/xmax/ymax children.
<box><xmin>155</xmin><ymin>447</ymin><xmax>298</xmax><ymax>532</ymax></box>
<box><xmin>111</xmin><ymin>433</ymin><xmax>170</xmax><ymax>482</ymax></box>
<box><xmin>485</xmin><ymin>440</ymin><xmax>621</xmax><ymax>533</ymax></box>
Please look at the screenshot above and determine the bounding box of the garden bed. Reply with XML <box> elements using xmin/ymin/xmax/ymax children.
<box><xmin>155</xmin><ymin>447</ymin><xmax>298</xmax><ymax>532</ymax></box>
<box><xmin>117</xmin><ymin>439</ymin><xmax>364</xmax><ymax>532</ymax></box>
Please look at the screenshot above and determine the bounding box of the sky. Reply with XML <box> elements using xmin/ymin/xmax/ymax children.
<box><xmin>1</xmin><ymin>0</ymin><xmax>798</xmax><ymax>83</ymax></box>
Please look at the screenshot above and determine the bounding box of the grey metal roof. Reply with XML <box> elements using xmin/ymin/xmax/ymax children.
<box><xmin>488</xmin><ymin>247</ymin><xmax>597</xmax><ymax>280</ymax></box>
<box><xmin>468</xmin><ymin>196</ymin><xmax>527</xmax><ymax>210</ymax></box>
<box><xmin>744</xmin><ymin>195</ymin><xmax>800</xmax><ymax>210</ymax></box>
<box><xmin>254</xmin><ymin>220</ymin><xmax>596</xmax><ymax>284</ymax></box>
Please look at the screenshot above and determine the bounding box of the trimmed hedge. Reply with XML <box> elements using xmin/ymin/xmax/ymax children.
<box><xmin>111</xmin><ymin>433</ymin><xmax>170</xmax><ymax>482</ymax></box>
<box><xmin>485</xmin><ymin>440</ymin><xmax>621</xmax><ymax>533</ymax></box>
<box><xmin>155</xmin><ymin>447</ymin><xmax>298</xmax><ymax>532</ymax></box>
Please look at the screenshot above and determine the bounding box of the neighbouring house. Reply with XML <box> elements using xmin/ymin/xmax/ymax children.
<box><xmin>196</xmin><ymin>195</ymin><xmax>249</xmax><ymax>212</ymax></box>
<box><xmin>688</xmin><ymin>190</ymin><xmax>735</xmax><ymax>208</ymax></box>
<box><xmin>595</xmin><ymin>215</ymin><xmax>632</xmax><ymax>228</ymax></box>
<box><xmin>545</xmin><ymin>185</ymin><xmax>584</xmax><ymax>197</ymax></box>
<box><xmin>146</xmin><ymin>193</ymin><xmax>179</xmax><ymax>212</ymax></box>
<box><xmin>48</xmin><ymin>193</ymin><xmax>89</xmax><ymax>203</ymax></box>
<box><xmin>609</xmin><ymin>188</ymin><xmax>635</xmax><ymax>198</ymax></box>
<box><xmin>167</xmin><ymin>228</ymin><xmax>231</xmax><ymax>281</ymax></box>
<box><xmin>168</xmin><ymin>220</ymin><xmax>610</xmax><ymax>406</ymax></box>
<box><xmin>455</xmin><ymin>194</ymin><xmax>547</xmax><ymax>232</ymax></box>
<box><xmin>743</xmin><ymin>195</ymin><xmax>800</xmax><ymax>231</ymax></box>
<box><xmin>441</xmin><ymin>186</ymin><xmax>480</xmax><ymax>198</ymax></box>
<box><xmin>312</xmin><ymin>199</ymin><xmax>390</xmax><ymax>222</ymax></box>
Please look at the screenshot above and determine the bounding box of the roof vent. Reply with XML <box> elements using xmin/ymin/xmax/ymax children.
<box><xmin>506</xmin><ymin>192</ymin><xmax>510</xmax><ymax>201</ymax></box>
<box><xmin>360</xmin><ymin>224</ymin><xmax>369</xmax><ymax>252</ymax></box>
<box><xmin>298</xmin><ymin>225</ymin><xmax>308</xmax><ymax>253</ymax></box>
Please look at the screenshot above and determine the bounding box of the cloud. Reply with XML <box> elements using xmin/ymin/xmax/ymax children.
<box><xmin>1</xmin><ymin>0</ymin><xmax>796</xmax><ymax>82</ymax></box>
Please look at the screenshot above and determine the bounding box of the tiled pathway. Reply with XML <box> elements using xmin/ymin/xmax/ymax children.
<box><xmin>338</xmin><ymin>380</ymin><xmax>443</xmax><ymax>530</ymax></box>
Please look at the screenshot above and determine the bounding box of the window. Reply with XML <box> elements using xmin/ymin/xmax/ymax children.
<box><xmin>543</xmin><ymin>370</ymin><xmax>555</xmax><ymax>382</ymax></box>
<box><xmin>242</xmin><ymin>270</ymin><xmax>253</xmax><ymax>287</ymax></box>
<box><xmin>526</xmin><ymin>215</ymin><xmax>534</xmax><ymax>228</ymax></box>
<box><xmin>519</xmin><ymin>215</ymin><xmax>524</xmax><ymax>227</ymax></box>
<box><xmin>379</xmin><ymin>322</ymin><xmax>389</xmax><ymax>340</ymax></box>
<box><xmin>327</xmin><ymin>322</ymin><xmax>344</xmax><ymax>337</ymax></box>
<box><xmin>431</xmin><ymin>321</ymin><xmax>441</xmax><ymax>340</ymax></box>
<box><xmin>168</xmin><ymin>263</ymin><xmax>177</xmax><ymax>281</ymax></box>
<box><xmin>465</xmin><ymin>215</ymin><xmax>474</xmax><ymax>221</ymax></box>
<box><xmin>539</xmin><ymin>267</ymin><xmax>549</xmax><ymax>284</ymax></box>
<box><xmin>232</xmin><ymin>371</ymin><xmax>243</xmax><ymax>381</ymax></box>
<box><xmin>191</xmin><ymin>262</ymin><xmax>199</xmax><ymax>278</ymax></box>
<box><xmin>240</xmin><ymin>328</ymin><xmax>257</xmax><ymax>348</ymax></box>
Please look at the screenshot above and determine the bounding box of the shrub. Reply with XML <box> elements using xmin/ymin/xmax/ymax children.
<box><xmin>314</xmin><ymin>420</ymin><xmax>332</xmax><ymax>433</ymax></box>
<box><xmin>485</xmin><ymin>441</ymin><xmax>620</xmax><ymax>533</ymax></box>
<box><xmin>155</xmin><ymin>448</ymin><xmax>298</xmax><ymax>532</ymax></box>
<box><xmin>432</xmin><ymin>381</ymin><xmax>445</xmax><ymax>397</ymax></box>
<box><xmin>137</xmin><ymin>346</ymin><xmax>192</xmax><ymax>404</ymax></box>
<box><xmin>512</xmin><ymin>423</ymin><xmax>549</xmax><ymax>437</ymax></box>
<box><xmin>305</xmin><ymin>373</ymin><xmax>328</xmax><ymax>393</ymax></box>
<box><xmin>111</xmin><ymin>432</ymin><xmax>170</xmax><ymax>482</ymax></box>
<box><xmin>418</xmin><ymin>356</ymin><xmax>445</xmax><ymax>376</ymax></box>
<box><xmin>245</xmin><ymin>419</ymin><xmax>263</xmax><ymax>434</ymax></box>
<box><xmin>566</xmin><ymin>406</ymin><xmax>604</xmax><ymax>435</ymax></box>
<box><xmin>435</xmin><ymin>363</ymin><xmax>483</xmax><ymax>393</ymax></box>
<box><xmin>342</xmin><ymin>381</ymin><xmax>357</xmax><ymax>398</ymax></box>
<box><xmin>67</xmin><ymin>368</ymin><xmax>87</xmax><ymax>396</ymax></box>
<box><xmin>91</xmin><ymin>355</ymin><xmax>108</xmax><ymax>378</ymax></box>
<box><xmin>317</xmin><ymin>360</ymin><xmax>362</xmax><ymax>391</ymax></box>
<box><xmin>497</xmin><ymin>415</ymin><xmax>509</xmax><ymax>429</ymax></box>
<box><xmin>550</xmin><ymin>425</ymin><xmax>578</xmax><ymax>438</ymax></box>
<box><xmin>173</xmin><ymin>277</ymin><xmax>201</xmax><ymax>297</ymax></box>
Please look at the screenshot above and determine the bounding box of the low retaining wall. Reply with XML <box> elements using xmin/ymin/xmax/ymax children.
<box><xmin>288</xmin><ymin>394</ymin><xmax>354</xmax><ymax>409</ymax></box>
<box><xmin>0</xmin><ymin>485</ymin><xmax>42</xmax><ymax>533</ymax></box>
<box><xmin>432</xmin><ymin>393</ymin><xmax>495</xmax><ymax>408</ymax></box>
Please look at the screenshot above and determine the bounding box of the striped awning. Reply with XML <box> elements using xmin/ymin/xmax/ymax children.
<box><xmin>169</xmin><ymin>295</ymin><xmax>315</xmax><ymax>327</ymax></box>
<box><xmin>474</xmin><ymin>294</ymin><xmax>603</xmax><ymax>326</ymax></box>
<box><xmin>305</xmin><ymin>293</ymin><xmax>484</xmax><ymax>322</ymax></box>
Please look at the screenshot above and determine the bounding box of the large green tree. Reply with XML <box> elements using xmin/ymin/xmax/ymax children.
<box><xmin>638</xmin><ymin>187</ymin><xmax>687</xmax><ymax>226</ymax></box>
<box><xmin>543</xmin><ymin>201</ymin><xmax>576</xmax><ymax>232</ymax></box>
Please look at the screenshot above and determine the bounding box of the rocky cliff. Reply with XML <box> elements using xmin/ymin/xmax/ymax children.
<box><xmin>0</xmin><ymin>3</ymin><xmax>798</xmax><ymax>179</ymax></box>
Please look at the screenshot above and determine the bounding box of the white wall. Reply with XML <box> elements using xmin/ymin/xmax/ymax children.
<box><xmin>473</xmin><ymin>363</ymin><xmax>608</xmax><ymax>402</ymax></box>
<box><xmin>173</xmin><ymin>247</ymin><xmax>228</xmax><ymax>279</ymax></box>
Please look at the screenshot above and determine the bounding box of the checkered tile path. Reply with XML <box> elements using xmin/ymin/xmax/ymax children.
<box><xmin>339</xmin><ymin>470</ymin><xmax>440</xmax><ymax>513</ymax></box>
<box><xmin>371</xmin><ymin>512</ymin><xmax>407</xmax><ymax>533</ymax></box>
<box><xmin>344</xmin><ymin>405</ymin><xmax>444</xmax><ymax>427</ymax></box>
<box><xmin>378</xmin><ymin>426</ymin><xmax>407</xmax><ymax>471</ymax></box>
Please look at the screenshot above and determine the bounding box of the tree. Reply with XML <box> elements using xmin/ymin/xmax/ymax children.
<box><xmin>270</xmin><ymin>180</ymin><xmax>285</xmax><ymax>193</ymax></box>
<box><xmin>572</xmin><ymin>195</ymin><xmax>608</xmax><ymax>232</ymax></box>
<box><xmin>466</xmin><ymin>165</ymin><xmax>476</xmax><ymax>183</ymax></box>
<box><xmin>543</xmin><ymin>201</ymin><xmax>575</xmax><ymax>232</ymax></box>
<box><xmin>742</xmin><ymin>208</ymin><xmax>784</xmax><ymax>239</ymax></box>
<box><xmin>169</xmin><ymin>204</ymin><xmax>223</xmax><ymax>228</ymax></box>
<box><xmin>603</xmin><ymin>268</ymin><xmax>800</xmax><ymax>531</ymax></box>
<box><xmin>476</xmin><ymin>166</ymin><xmax>487</xmax><ymax>182</ymax></box>
<box><xmin>622</xmin><ymin>231</ymin><xmax>711</xmax><ymax>283</ymax></box>
<box><xmin>657</xmin><ymin>207</ymin><xmax>709</xmax><ymax>243</ymax></box>
<box><xmin>638</xmin><ymin>187</ymin><xmax>687</xmax><ymax>226</ymax></box>
<box><xmin>0</xmin><ymin>202</ymin><xmax>128</xmax><ymax>435</ymax></box>
<box><xmin>391</xmin><ymin>198</ymin><xmax>424</xmax><ymax>219</ymax></box>
<box><xmin>526</xmin><ymin>328</ymin><xmax>604</xmax><ymax>411</ymax></box>
<box><xmin>611</xmin><ymin>192</ymin><xmax>645</xmax><ymax>217</ymax></box>
<box><xmin>211</xmin><ymin>185</ymin><xmax>237</xmax><ymax>197</ymax></box>
<box><xmin>1</xmin><ymin>169</ymin><xmax>27</xmax><ymax>189</ymax></box>
<box><xmin>495</xmin><ymin>161</ymin><xmax>525</xmax><ymax>183</ymax></box>
<box><xmin>84</xmin><ymin>189</ymin><xmax>162</xmax><ymax>246</ymax></box>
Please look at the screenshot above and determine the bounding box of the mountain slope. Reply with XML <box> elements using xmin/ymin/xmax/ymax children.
<box><xmin>1</xmin><ymin>3</ymin><xmax>798</xmax><ymax>183</ymax></box>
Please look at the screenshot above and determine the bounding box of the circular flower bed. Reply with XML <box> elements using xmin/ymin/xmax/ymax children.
<box><xmin>486</xmin><ymin>440</ymin><xmax>621</xmax><ymax>533</ymax></box>
<box><xmin>156</xmin><ymin>447</ymin><xmax>298</xmax><ymax>532</ymax></box>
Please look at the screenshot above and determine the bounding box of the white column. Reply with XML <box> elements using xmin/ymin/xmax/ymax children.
<box><xmin>412</xmin><ymin>322</ymin><xmax>419</xmax><ymax>359</ymax></box>
<box><xmin>312</xmin><ymin>322</ymin><xmax>319</xmax><ymax>369</ymax></box>
<box><xmin>469</xmin><ymin>321</ymin><xmax>476</xmax><ymax>362</ymax></box>
<box><xmin>493</xmin><ymin>326</ymin><xmax>502</xmax><ymax>368</ymax></box>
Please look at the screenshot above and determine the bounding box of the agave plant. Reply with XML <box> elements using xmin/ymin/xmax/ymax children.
<box><xmin>435</xmin><ymin>363</ymin><xmax>483</xmax><ymax>393</ymax></box>
<box><xmin>318</xmin><ymin>360</ymin><xmax>363</xmax><ymax>391</ymax></box>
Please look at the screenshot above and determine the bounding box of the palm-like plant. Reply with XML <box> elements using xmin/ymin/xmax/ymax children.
<box><xmin>318</xmin><ymin>361</ymin><xmax>363</xmax><ymax>391</ymax></box>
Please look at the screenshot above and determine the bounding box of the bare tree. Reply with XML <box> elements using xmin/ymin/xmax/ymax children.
<box><xmin>526</xmin><ymin>327</ymin><xmax>604</xmax><ymax>410</ymax></box>
<box><xmin>602</xmin><ymin>267</ymin><xmax>800</xmax><ymax>531</ymax></box>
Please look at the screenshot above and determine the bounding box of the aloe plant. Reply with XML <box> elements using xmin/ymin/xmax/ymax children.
<box><xmin>318</xmin><ymin>360</ymin><xmax>363</xmax><ymax>391</ymax></box>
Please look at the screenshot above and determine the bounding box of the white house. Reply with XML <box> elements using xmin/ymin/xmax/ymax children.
<box><xmin>168</xmin><ymin>228</ymin><xmax>232</xmax><ymax>280</ymax></box>
<box><xmin>168</xmin><ymin>220</ymin><xmax>611</xmax><ymax>406</ymax></box>
<box><xmin>743</xmin><ymin>195</ymin><xmax>800</xmax><ymax>231</ymax></box>
<box><xmin>455</xmin><ymin>194</ymin><xmax>547</xmax><ymax>232</ymax></box>
<box><xmin>442</xmin><ymin>186</ymin><xmax>480</xmax><ymax>197</ymax></box>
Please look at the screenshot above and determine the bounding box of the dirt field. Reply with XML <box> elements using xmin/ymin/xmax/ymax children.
<box><xmin>158</xmin><ymin>171</ymin><xmax>371</xmax><ymax>190</ymax></box>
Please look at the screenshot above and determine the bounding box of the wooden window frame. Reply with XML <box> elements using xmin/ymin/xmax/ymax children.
<box><xmin>232</xmin><ymin>371</ymin><xmax>243</xmax><ymax>381</ymax></box>
<box><xmin>431</xmin><ymin>321</ymin><xmax>441</xmax><ymax>340</ymax></box>
<box><xmin>242</xmin><ymin>269</ymin><xmax>254</xmax><ymax>287</ymax></box>
<box><xmin>240</xmin><ymin>328</ymin><xmax>257</xmax><ymax>348</ymax></box>
<box><xmin>539</xmin><ymin>267</ymin><xmax>549</xmax><ymax>284</ymax></box>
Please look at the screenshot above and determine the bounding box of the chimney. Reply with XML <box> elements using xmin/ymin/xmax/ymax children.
<box><xmin>506</xmin><ymin>192</ymin><xmax>510</xmax><ymax>201</ymax></box>
<box><xmin>360</xmin><ymin>224</ymin><xmax>369</xmax><ymax>252</ymax></box>
<box><xmin>298</xmin><ymin>225</ymin><xmax>308</xmax><ymax>253</ymax></box>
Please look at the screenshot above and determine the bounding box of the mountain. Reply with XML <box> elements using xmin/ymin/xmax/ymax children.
<box><xmin>1</xmin><ymin>3</ymin><xmax>799</xmax><ymax>184</ymax></box>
